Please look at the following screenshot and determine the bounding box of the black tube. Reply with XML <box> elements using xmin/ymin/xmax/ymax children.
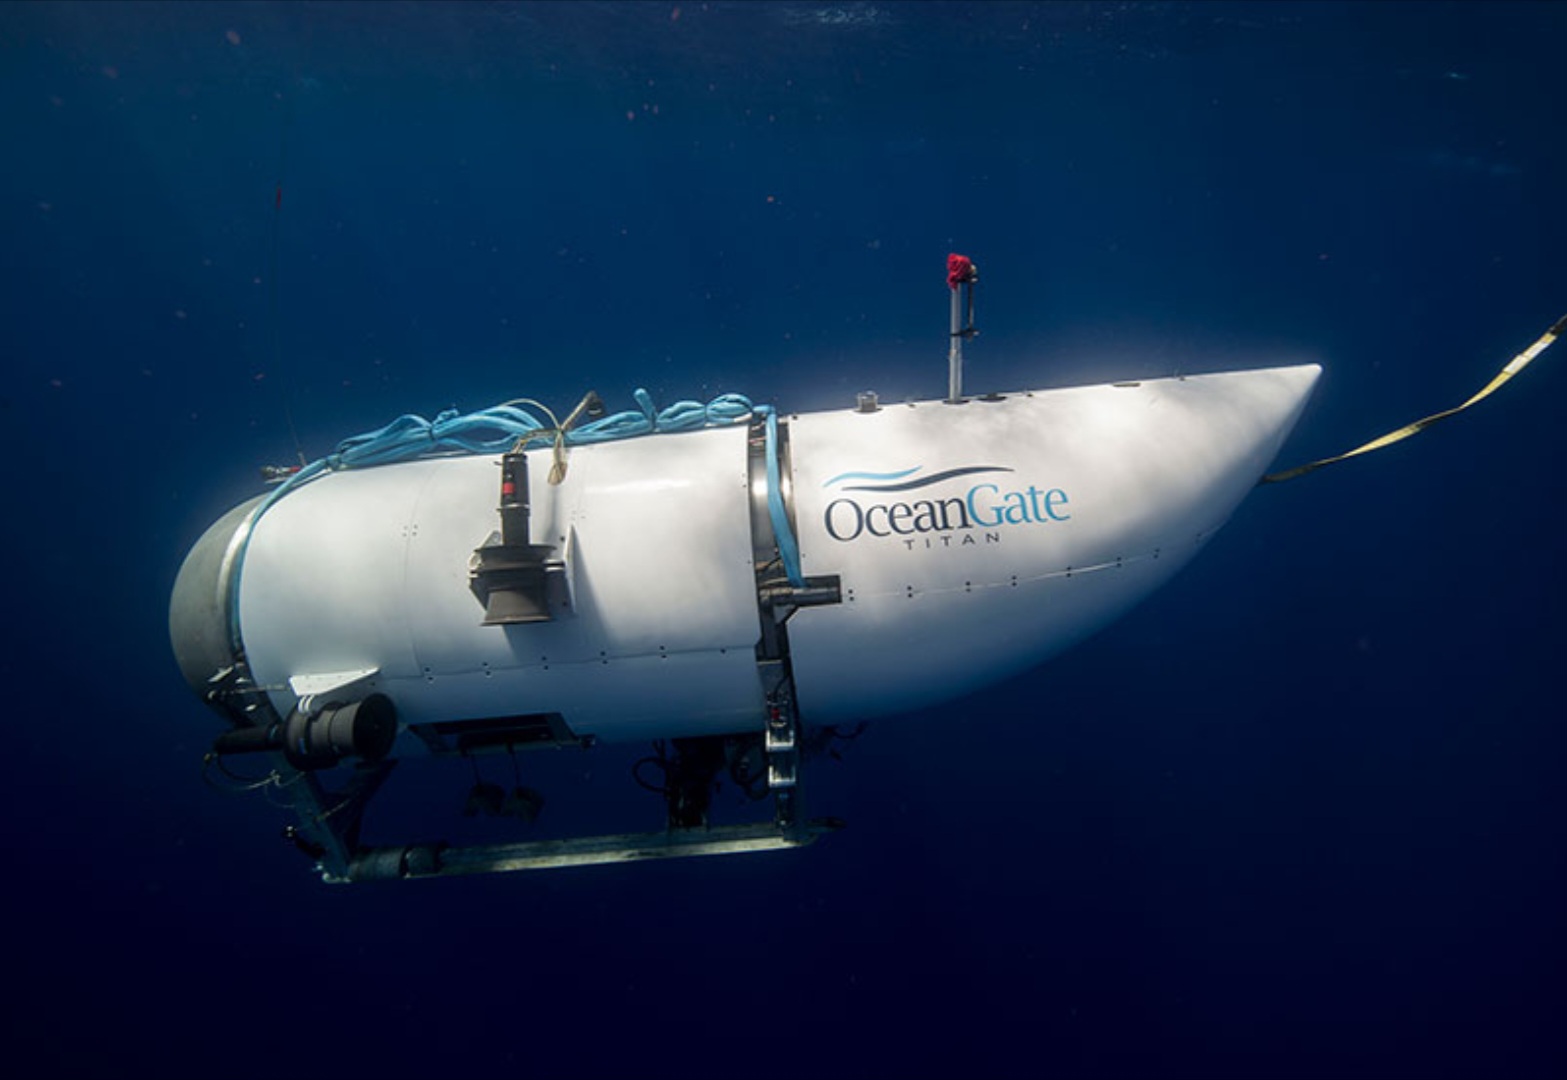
<box><xmin>210</xmin><ymin>695</ymin><xmax>398</xmax><ymax>771</ymax></box>
<box><xmin>498</xmin><ymin>451</ymin><xmax>530</xmax><ymax>545</ymax></box>
<box><xmin>211</xmin><ymin>723</ymin><xmax>284</xmax><ymax>756</ymax></box>
<box><xmin>283</xmin><ymin>694</ymin><xmax>398</xmax><ymax>769</ymax></box>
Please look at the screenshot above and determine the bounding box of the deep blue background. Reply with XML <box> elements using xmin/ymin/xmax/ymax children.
<box><xmin>3</xmin><ymin>3</ymin><xmax>1564</xmax><ymax>1078</ymax></box>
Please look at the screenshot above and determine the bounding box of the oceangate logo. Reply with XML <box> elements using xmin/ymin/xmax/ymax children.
<box><xmin>821</xmin><ymin>466</ymin><xmax>1071</xmax><ymax>546</ymax></box>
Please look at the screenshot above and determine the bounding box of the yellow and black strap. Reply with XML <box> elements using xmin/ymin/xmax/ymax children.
<box><xmin>1262</xmin><ymin>313</ymin><xmax>1567</xmax><ymax>484</ymax></box>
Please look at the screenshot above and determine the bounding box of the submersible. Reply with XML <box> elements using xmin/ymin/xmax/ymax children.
<box><xmin>171</xmin><ymin>255</ymin><xmax>1322</xmax><ymax>882</ymax></box>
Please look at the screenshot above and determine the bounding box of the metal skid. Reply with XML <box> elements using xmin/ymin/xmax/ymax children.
<box><xmin>267</xmin><ymin>703</ymin><xmax>837</xmax><ymax>884</ymax></box>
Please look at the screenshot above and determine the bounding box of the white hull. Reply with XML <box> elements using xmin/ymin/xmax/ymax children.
<box><xmin>179</xmin><ymin>365</ymin><xmax>1319</xmax><ymax>746</ymax></box>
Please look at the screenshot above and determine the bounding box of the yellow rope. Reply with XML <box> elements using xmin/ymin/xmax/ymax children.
<box><xmin>1262</xmin><ymin>314</ymin><xmax>1566</xmax><ymax>484</ymax></box>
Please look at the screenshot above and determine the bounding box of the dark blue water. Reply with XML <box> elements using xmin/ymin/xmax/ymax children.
<box><xmin>4</xmin><ymin>3</ymin><xmax>1563</xmax><ymax>1077</ymax></box>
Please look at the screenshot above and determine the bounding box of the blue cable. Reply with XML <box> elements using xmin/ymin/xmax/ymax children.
<box><xmin>759</xmin><ymin>406</ymin><xmax>806</xmax><ymax>588</ymax></box>
<box><xmin>227</xmin><ymin>389</ymin><xmax>805</xmax><ymax>649</ymax></box>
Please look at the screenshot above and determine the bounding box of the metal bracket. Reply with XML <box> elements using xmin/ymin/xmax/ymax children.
<box><xmin>765</xmin><ymin>688</ymin><xmax>798</xmax><ymax>790</ymax></box>
<box><xmin>338</xmin><ymin>817</ymin><xmax>842</xmax><ymax>882</ymax></box>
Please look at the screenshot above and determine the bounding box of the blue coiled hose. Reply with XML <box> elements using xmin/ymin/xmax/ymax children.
<box><xmin>228</xmin><ymin>389</ymin><xmax>804</xmax><ymax>649</ymax></box>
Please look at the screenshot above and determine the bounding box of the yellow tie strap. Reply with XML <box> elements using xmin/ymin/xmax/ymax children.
<box><xmin>1262</xmin><ymin>313</ymin><xmax>1567</xmax><ymax>484</ymax></box>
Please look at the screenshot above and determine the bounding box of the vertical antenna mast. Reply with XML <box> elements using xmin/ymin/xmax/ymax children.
<box><xmin>946</xmin><ymin>253</ymin><xmax>979</xmax><ymax>402</ymax></box>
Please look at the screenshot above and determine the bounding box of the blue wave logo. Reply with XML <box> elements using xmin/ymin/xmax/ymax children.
<box><xmin>824</xmin><ymin>465</ymin><xmax>1014</xmax><ymax>493</ymax></box>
